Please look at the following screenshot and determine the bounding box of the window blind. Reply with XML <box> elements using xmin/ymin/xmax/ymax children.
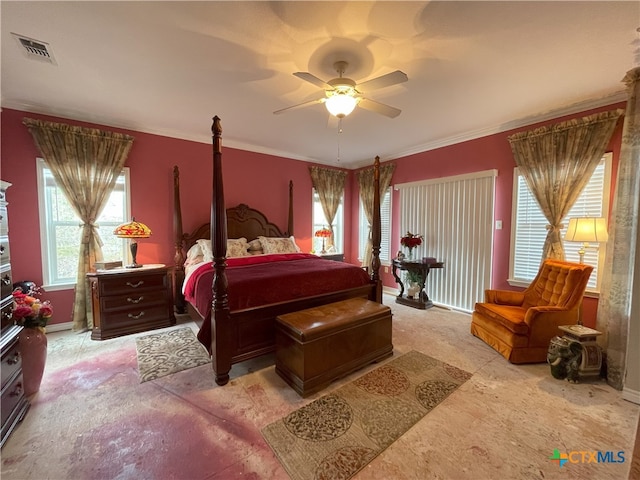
<box><xmin>397</xmin><ymin>170</ymin><xmax>497</xmax><ymax>312</ymax></box>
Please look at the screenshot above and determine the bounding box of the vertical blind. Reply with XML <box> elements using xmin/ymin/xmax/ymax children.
<box><xmin>397</xmin><ymin>170</ymin><xmax>497</xmax><ymax>312</ymax></box>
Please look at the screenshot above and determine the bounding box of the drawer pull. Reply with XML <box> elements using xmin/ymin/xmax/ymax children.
<box><xmin>2</xmin><ymin>275</ymin><xmax>11</xmax><ymax>286</ymax></box>
<box><xmin>10</xmin><ymin>382</ymin><xmax>23</xmax><ymax>397</ymax></box>
<box><xmin>128</xmin><ymin>311</ymin><xmax>145</xmax><ymax>320</ymax></box>
<box><xmin>0</xmin><ymin>245</ymin><xmax>4</xmax><ymax>255</ymax></box>
<box><xmin>7</xmin><ymin>351</ymin><xmax>21</xmax><ymax>365</ymax></box>
<box><xmin>126</xmin><ymin>281</ymin><xmax>144</xmax><ymax>288</ymax></box>
<box><xmin>127</xmin><ymin>296</ymin><xmax>144</xmax><ymax>304</ymax></box>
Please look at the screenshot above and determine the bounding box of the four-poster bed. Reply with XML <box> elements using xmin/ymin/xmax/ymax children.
<box><xmin>173</xmin><ymin>116</ymin><xmax>383</xmax><ymax>386</ymax></box>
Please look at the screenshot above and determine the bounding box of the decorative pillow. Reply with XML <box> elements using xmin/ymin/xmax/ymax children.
<box><xmin>258</xmin><ymin>236</ymin><xmax>300</xmax><ymax>254</ymax></box>
<box><xmin>247</xmin><ymin>239</ymin><xmax>262</xmax><ymax>251</ymax></box>
<box><xmin>227</xmin><ymin>237</ymin><xmax>250</xmax><ymax>258</ymax></box>
<box><xmin>196</xmin><ymin>237</ymin><xmax>250</xmax><ymax>260</ymax></box>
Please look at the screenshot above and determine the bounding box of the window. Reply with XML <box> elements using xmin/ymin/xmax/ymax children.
<box><xmin>358</xmin><ymin>187</ymin><xmax>392</xmax><ymax>264</ymax></box>
<box><xmin>37</xmin><ymin>159</ymin><xmax>130</xmax><ymax>288</ymax></box>
<box><xmin>312</xmin><ymin>189</ymin><xmax>343</xmax><ymax>254</ymax></box>
<box><xmin>509</xmin><ymin>153</ymin><xmax>611</xmax><ymax>292</ymax></box>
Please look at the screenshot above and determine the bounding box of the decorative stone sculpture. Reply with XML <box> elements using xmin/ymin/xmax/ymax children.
<box><xmin>547</xmin><ymin>336</ymin><xmax>583</xmax><ymax>383</ymax></box>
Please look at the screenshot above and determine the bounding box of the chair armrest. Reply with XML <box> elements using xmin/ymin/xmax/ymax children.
<box><xmin>485</xmin><ymin>289</ymin><xmax>525</xmax><ymax>306</ymax></box>
<box><xmin>524</xmin><ymin>306</ymin><xmax>578</xmax><ymax>347</ymax></box>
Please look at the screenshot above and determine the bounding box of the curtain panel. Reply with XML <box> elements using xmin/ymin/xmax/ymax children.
<box><xmin>508</xmin><ymin>110</ymin><xmax>623</xmax><ymax>260</ymax></box>
<box><xmin>596</xmin><ymin>67</ymin><xmax>640</xmax><ymax>390</ymax></box>
<box><xmin>356</xmin><ymin>162</ymin><xmax>395</xmax><ymax>269</ymax></box>
<box><xmin>309</xmin><ymin>166</ymin><xmax>347</xmax><ymax>249</ymax></box>
<box><xmin>23</xmin><ymin>118</ymin><xmax>134</xmax><ymax>332</ymax></box>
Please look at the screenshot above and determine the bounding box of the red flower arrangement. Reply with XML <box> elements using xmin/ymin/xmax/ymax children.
<box><xmin>12</xmin><ymin>285</ymin><xmax>53</xmax><ymax>332</ymax></box>
<box><xmin>400</xmin><ymin>231</ymin><xmax>423</xmax><ymax>249</ymax></box>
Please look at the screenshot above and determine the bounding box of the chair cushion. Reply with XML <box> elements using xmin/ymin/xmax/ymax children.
<box><xmin>523</xmin><ymin>262</ymin><xmax>589</xmax><ymax>310</ymax></box>
<box><xmin>473</xmin><ymin>302</ymin><xmax>529</xmax><ymax>335</ymax></box>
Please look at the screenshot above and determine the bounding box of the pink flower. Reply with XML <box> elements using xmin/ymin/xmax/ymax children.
<box><xmin>39</xmin><ymin>304</ymin><xmax>53</xmax><ymax>318</ymax></box>
<box><xmin>12</xmin><ymin>306</ymin><xmax>33</xmax><ymax>320</ymax></box>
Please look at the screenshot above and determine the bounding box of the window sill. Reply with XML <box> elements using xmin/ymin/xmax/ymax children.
<box><xmin>507</xmin><ymin>278</ymin><xmax>600</xmax><ymax>299</ymax></box>
<box><xmin>42</xmin><ymin>283</ymin><xmax>75</xmax><ymax>292</ymax></box>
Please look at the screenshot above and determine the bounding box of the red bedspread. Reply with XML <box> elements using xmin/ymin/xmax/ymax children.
<box><xmin>184</xmin><ymin>253</ymin><xmax>371</xmax><ymax>349</ymax></box>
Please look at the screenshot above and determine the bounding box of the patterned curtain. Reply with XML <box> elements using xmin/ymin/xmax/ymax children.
<box><xmin>23</xmin><ymin>118</ymin><xmax>134</xmax><ymax>332</ymax></box>
<box><xmin>508</xmin><ymin>110</ymin><xmax>623</xmax><ymax>260</ymax></box>
<box><xmin>309</xmin><ymin>166</ymin><xmax>347</xmax><ymax>249</ymax></box>
<box><xmin>596</xmin><ymin>67</ymin><xmax>640</xmax><ymax>390</ymax></box>
<box><xmin>357</xmin><ymin>162</ymin><xmax>395</xmax><ymax>269</ymax></box>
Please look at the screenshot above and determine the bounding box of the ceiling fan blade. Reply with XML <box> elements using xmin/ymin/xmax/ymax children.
<box><xmin>357</xmin><ymin>70</ymin><xmax>408</xmax><ymax>92</ymax></box>
<box><xmin>358</xmin><ymin>98</ymin><xmax>402</xmax><ymax>118</ymax></box>
<box><xmin>273</xmin><ymin>97</ymin><xmax>325</xmax><ymax>115</ymax></box>
<box><xmin>293</xmin><ymin>72</ymin><xmax>332</xmax><ymax>89</ymax></box>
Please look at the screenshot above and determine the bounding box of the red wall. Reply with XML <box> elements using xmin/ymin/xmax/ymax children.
<box><xmin>2</xmin><ymin>102</ymin><xmax>624</xmax><ymax>329</ymax></box>
<box><xmin>1</xmin><ymin>108</ymin><xmax>338</xmax><ymax>326</ymax></box>
<box><xmin>348</xmin><ymin>103</ymin><xmax>625</xmax><ymax>328</ymax></box>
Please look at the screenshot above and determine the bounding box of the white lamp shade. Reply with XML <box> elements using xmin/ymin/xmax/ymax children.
<box><xmin>325</xmin><ymin>94</ymin><xmax>357</xmax><ymax>118</ymax></box>
<box><xmin>564</xmin><ymin>217</ymin><xmax>608</xmax><ymax>243</ymax></box>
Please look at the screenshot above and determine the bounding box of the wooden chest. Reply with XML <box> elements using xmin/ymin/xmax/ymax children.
<box><xmin>275</xmin><ymin>297</ymin><xmax>393</xmax><ymax>397</ymax></box>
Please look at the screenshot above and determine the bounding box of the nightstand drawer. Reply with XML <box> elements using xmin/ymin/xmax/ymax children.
<box><xmin>100</xmin><ymin>289</ymin><xmax>168</xmax><ymax>312</ymax></box>
<box><xmin>1</xmin><ymin>334</ymin><xmax>21</xmax><ymax>389</ymax></box>
<box><xmin>0</xmin><ymin>265</ymin><xmax>12</xmax><ymax>300</ymax></box>
<box><xmin>96</xmin><ymin>304</ymin><xmax>173</xmax><ymax>330</ymax></box>
<box><xmin>0</xmin><ymin>237</ymin><xmax>9</xmax><ymax>268</ymax></box>
<box><xmin>96</xmin><ymin>271</ymin><xmax>167</xmax><ymax>296</ymax></box>
<box><xmin>1</xmin><ymin>372</ymin><xmax>26</xmax><ymax>433</ymax></box>
<box><xmin>0</xmin><ymin>206</ymin><xmax>7</xmax><ymax>236</ymax></box>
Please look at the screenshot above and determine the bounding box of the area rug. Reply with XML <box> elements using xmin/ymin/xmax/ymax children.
<box><xmin>135</xmin><ymin>327</ymin><xmax>210</xmax><ymax>382</ymax></box>
<box><xmin>262</xmin><ymin>350</ymin><xmax>472</xmax><ymax>480</ymax></box>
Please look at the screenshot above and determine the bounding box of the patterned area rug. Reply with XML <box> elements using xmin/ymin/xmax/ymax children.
<box><xmin>135</xmin><ymin>327</ymin><xmax>210</xmax><ymax>382</ymax></box>
<box><xmin>262</xmin><ymin>351</ymin><xmax>472</xmax><ymax>480</ymax></box>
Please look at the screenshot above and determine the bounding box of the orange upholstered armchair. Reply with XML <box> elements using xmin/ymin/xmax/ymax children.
<box><xmin>470</xmin><ymin>259</ymin><xmax>593</xmax><ymax>364</ymax></box>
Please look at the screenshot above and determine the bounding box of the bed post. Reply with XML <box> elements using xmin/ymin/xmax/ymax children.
<box><xmin>370</xmin><ymin>156</ymin><xmax>383</xmax><ymax>302</ymax></box>
<box><xmin>173</xmin><ymin>166</ymin><xmax>186</xmax><ymax>313</ymax></box>
<box><xmin>287</xmin><ymin>180</ymin><xmax>294</xmax><ymax>236</ymax></box>
<box><xmin>210</xmin><ymin>116</ymin><xmax>232</xmax><ymax>386</ymax></box>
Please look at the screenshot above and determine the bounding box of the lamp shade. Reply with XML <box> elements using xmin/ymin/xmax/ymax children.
<box><xmin>315</xmin><ymin>228</ymin><xmax>332</xmax><ymax>238</ymax></box>
<box><xmin>113</xmin><ymin>219</ymin><xmax>152</xmax><ymax>238</ymax></box>
<box><xmin>325</xmin><ymin>93</ymin><xmax>357</xmax><ymax>118</ymax></box>
<box><xmin>564</xmin><ymin>217</ymin><xmax>608</xmax><ymax>243</ymax></box>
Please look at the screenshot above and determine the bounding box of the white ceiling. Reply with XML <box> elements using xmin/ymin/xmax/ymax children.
<box><xmin>2</xmin><ymin>1</ymin><xmax>638</xmax><ymax>168</ymax></box>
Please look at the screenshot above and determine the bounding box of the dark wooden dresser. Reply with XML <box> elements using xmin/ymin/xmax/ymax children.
<box><xmin>0</xmin><ymin>180</ymin><xmax>29</xmax><ymax>448</ymax></box>
<box><xmin>87</xmin><ymin>264</ymin><xmax>176</xmax><ymax>340</ymax></box>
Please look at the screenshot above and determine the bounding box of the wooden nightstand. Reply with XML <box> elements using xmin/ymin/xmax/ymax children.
<box><xmin>317</xmin><ymin>253</ymin><xmax>344</xmax><ymax>262</ymax></box>
<box><xmin>87</xmin><ymin>264</ymin><xmax>176</xmax><ymax>340</ymax></box>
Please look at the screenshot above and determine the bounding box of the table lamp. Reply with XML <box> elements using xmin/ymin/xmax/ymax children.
<box><xmin>113</xmin><ymin>218</ymin><xmax>152</xmax><ymax>268</ymax></box>
<box><xmin>564</xmin><ymin>217</ymin><xmax>608</xmax><ymax>264</ymax></box>
<box><xmin>314</xmin><ymin>227</ymin><xmax>332</xmax><ymax>254</ymax></box>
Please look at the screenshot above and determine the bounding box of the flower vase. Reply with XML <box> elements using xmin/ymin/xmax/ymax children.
<box><xmin>18</xmin><ymin>327</ymin><xmax>48</xmax><ymax>396</ymax></box>
<box><xmin>407</xmin><ymin>282</ymin><xmax>421</xmax><ymax>299</ymax></box>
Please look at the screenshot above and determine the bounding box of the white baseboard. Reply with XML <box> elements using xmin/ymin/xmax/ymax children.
<box><xmin>46</xmin><ymin>321</ymin><xmax>73</xmax><ymax>333</ymax></box>
<box><xmin>622</xmin><ymin>386</ymin><xmax>640</xmax><ymax>405</ymax></box>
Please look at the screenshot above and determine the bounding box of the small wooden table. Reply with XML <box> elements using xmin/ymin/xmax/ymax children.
<box><xmin>392</xmin><ymin>258</ymin><xmax>444</xmax><ymax>309</ymax></box>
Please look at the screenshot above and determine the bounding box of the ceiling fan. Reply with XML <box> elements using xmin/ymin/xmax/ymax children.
<box><xmin>274</xmin><ymin>61</ymin><xmax>408</xmax><ymax>119</ymax></box>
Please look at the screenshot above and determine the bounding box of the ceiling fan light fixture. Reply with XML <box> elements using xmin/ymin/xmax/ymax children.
<box><xmin>325</xmin><ymin>92</ymin><xmax>358</xmax><ymax>118</ymax></box>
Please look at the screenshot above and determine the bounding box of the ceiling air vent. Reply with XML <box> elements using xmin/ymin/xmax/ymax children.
<box><xmin>11</xmin><ymin>33</ymin><xmax>57</xmax><ymax>65</ymax></box>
